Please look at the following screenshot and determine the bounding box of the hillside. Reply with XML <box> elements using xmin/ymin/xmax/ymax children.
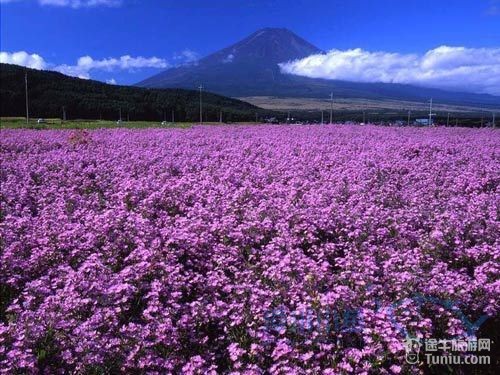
<box><xmin>0</xmin><ymin>63</ymin><xmax>267</xmax><ymax>122</ymax></box>
<box><xmin>138</xmin><ymin>27</ymin><xmax>323</xmax><ymax>95</ymax></box>
<box><xmin>138</xmin><ymin>28</ymin><xmax>500</xmax><ymax>109</ymax></box>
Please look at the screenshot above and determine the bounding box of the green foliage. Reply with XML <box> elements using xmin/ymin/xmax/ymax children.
<box><xmin>0</xmin><ymin>63</ymin><xmax>273</xmax><ymax>122</ymax></box>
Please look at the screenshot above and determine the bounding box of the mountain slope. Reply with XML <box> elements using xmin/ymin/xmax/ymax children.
<box><xmin>0</xmin><ymin>63</ymin><xmax>265</xmax><ymax>121</ymax></box>
<box><xmin>137</xmin><ymin>28</ymin><xmax>323</xmax><ymax>96</ymax></box>
<box><xmin>138</xmin><ymin>28</ymin><xmax>500</xmax><ymax>108</ymax></box>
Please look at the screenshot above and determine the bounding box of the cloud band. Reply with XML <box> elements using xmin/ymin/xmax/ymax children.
<box><xmin>0</xmin><ymin>51</ymin><xmax>169</xmax><ymax>80</ymax></box>
<box><xmin>279</xmin><ymin>46</ymin><xmax>500</xmax><ymax>95</ymax></box>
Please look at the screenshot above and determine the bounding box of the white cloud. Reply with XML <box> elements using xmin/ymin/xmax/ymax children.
<box><xmin>1</xmin><ymin>50</ymin><xmax>169</xmax><ymax>80</ymax></box>
<box><xmin>0</xmin><ymin>51</ymin><xmax>47</xmax><ymax>69</ymax></box>
<box><xmin>173</xmin><ymin>49</ymin><xmax>199</xmax><ymax>64</ymax></box>
<box><xmin>279</xmin><ymin>46</ymin><xmax>500</xmax><ymax>95</ymax></box>
<box><xmin>38</xmin><ymin>0</ymin><xmax>122</xmax><ymax>8</ymax></box>
<box><xmin>106</xmin><ymin>78</ymin><xmax>117</xmax><ymax>84</ymax></box>
<box><xmin>222</xmin><ymin>53</ymin><xmax>234</xmax><ymax>63</ymax></box>
<box><xmin>54</xmin><ymin>55</ymin><xmax>169</xmax><ymax>78</ymax></box>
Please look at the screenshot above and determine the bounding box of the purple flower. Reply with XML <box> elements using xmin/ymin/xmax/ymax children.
<box><xmin>0</xmin><ymin>125</ymin><xmax>498</xmax><ymax>373</ymax></box>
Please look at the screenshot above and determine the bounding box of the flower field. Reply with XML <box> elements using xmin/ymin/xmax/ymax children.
<box><xmin>0</xmin><ymin>125</ymin><xmax>499</xmax><ymax>374</ymax></box>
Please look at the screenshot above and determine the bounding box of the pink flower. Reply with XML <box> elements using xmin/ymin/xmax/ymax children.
<box><xmin>1</xmin><ymin>125</ymin><xmax>497</xmax><ymax>373</ymax></box>
<box><xmin>390</xmin><ymin>364</ymin><xmax>402</xmax><ymax>373</ymax></box>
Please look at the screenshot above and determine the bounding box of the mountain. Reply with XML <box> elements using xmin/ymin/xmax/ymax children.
<box><xmin>138</xmin><ymin>28</ymin><xmax>322</xmax><ymax>97</ymax></box>
<box><xmin>137</xmin><ymin>28</ymin><xmax>499</xmax><ymax>108</ymax></box>
<box><xmin>0</xmin><ymin>63</ymin><xmax>267</xmax><ymax>122</ymax></box>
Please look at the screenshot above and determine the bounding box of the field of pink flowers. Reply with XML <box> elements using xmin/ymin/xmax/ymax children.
<box><xmin>0</xmin><ymin>125</ymin><xmax>499</xmax><ymax>374</ymax></box>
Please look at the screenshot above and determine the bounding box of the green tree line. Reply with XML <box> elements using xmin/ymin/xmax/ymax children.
<box><xmin>0</xmin><ymin>64</ymin><xmax>273</xmax><ymax>122</ymax></box>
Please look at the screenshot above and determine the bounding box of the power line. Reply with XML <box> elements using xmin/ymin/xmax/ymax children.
<box><xmin>25</xmin><ymin>70</ymin><xmax>29</xmax><ymax>126</ymax></box>
<box><xmin>329</xmin><ymin>92</ymin><xmax>333</xmax><ymax>124</ymax></box>
<box><xmin>428</xmin><ymin>98</ymin><xmax>435</xmax><ymax>126</ymax></box>
<box><xmin>198</xmin><ymin>85</ymin><xmax>203</xmax><ymax>124</ymax></box>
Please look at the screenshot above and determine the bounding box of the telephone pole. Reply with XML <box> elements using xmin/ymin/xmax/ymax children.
<box><xmin>119</xmin><ymin>108</ymin><xmax>122</xmax><ymax>121</ymax></box>
<box><xmin>493</xmin><ymin>112</ymin><xmax>496</xmax><ymax>128</ymax></box>
<box><xmin>25</xmin><ymin>71</ymin><xmax>29</xmax><ymax>126</ymax></box>
<box><xmin>198</xmin><ymin>85</ymin><xmax>203</xmax><ymax>124</ymax></box>
<box><xmin>329</xmin><ymin>92</ymin><xmax>333</xmax><ymax>124</ymax></box>
<box><xmin>446</xmin><ymin>112</ymin><xmax>450</xmax><ymax>127</ymax></box>
<box><xmin>428</xmin><ymin>98</ymin><xmax>434</xmax><ymax>126</ymax></box>
<box><xmin>62</xmin><ymin>106</ymin><xmax>66</xmax><ymax>122</ymax></box>
<box><xmin>321</xmin><ymin>110</ymin><xmax>324</xmax><ymax>124</ymax></box>
<box><xmin>219</xmin><ymin>109</ymin><xmax>222</xmax><ymax>124</ymax></box>
<box><xmin>172</xmin><ymin>109</ymin><xmax>175</xmax><ymax>123</ymax></box>
<box><xmin>407</xmin><ymin>110</ymin><xmax>411</xmax><ymax>126</ymax></box>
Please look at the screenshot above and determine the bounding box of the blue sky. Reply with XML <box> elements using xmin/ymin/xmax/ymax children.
<box><xmin>1</xmin><ymin>0</ymin><xmax>499</xmax><ymax>93</ymax></box>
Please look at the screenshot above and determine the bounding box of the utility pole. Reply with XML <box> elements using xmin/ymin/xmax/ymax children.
<box><xmin>362</xmin><ymin>109</ymin><xmax>366</xmax><ymax>124</ymax></box>
<box><xmin>198</xmin><ymin>85</ymin><xmax>203</xmax><ymax>124</ymax></box>
<box><xmin>446</xmin><ymin>113</ymin><xmax>450</xmax><ymax>127</ymax></box>
<box><xmin>428</xmin><ymin>98</ymin><xmax>434</xmax><ymax>126</ymax></box>
<box><xmin>455</xmin><ymin>118</ymin><xmax>458</xmax><ymax>127</ymax></box>
<box><xmin>25</xmin><ymin>70</ymin><xmax>29</xmax><ymax>126</ymax></box>
<box><xmin>172</xmin><ymin>109</ymin><xmax>175</xmax><ymax>123</ymax></box>
<box><xmin>255</xmin><ymin>112</ymin><xmax>258</xmax><ymax>123</ymax></box>
<box><xmin>329</xmin><ymin>92</ymin><xmax>333</xmax><ymax>124</ymax></box>
<box><xmin>219</xmin><ymin>109</ymin><xmax>222</xmax><ymax>124</ymax></box>
<box><xmin>119</xmin><ymin>108</ymin><xmax>122</xmax><ymax>121</ymax></box>
<box><xmin>407</xmin><ymin>110</ymin><xmax>411</xmax><ymax>126</ymax></box>
<box><xmin>287</xmin><ymin>110</ymin><xmax>290</xmax><ymax>124</ymax></box>
<box><xmin>127</xmin><ymin>112</ymin><xmax>130</xmax><ymax>122</ymax></box>
<box><xmin>481</xmin><ymin>115</ymin><xmax>484</xmax><ymax>127</ymax></box>
<box><xmin>62</xmin><ymin>106</ymin><xmax>66</xmax><ymax>122</ymax></box>
<box><xmin>493</xmin><ymin>112</ymin><xmax>496</xmax><ymax>128</ymax></box>
<box><xmin>321</xmin><ymin>110</ymin><xmax>324</xmax><ymax>124</ymax></box>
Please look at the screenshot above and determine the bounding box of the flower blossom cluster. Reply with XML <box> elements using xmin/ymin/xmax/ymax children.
<box><xmin>0</xmin><ymin>125</ymin><xmax>498</xmax><ymax>373</ymax></box>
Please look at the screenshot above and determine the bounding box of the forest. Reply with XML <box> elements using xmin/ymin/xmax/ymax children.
<box><xmin>0</xmin><ymin>63</ymin><xmax>272</xmax><ymax>122</ymax></box>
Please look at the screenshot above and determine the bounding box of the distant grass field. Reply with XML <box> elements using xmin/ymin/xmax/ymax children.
<box><xmin>0</xmin><ymin>117</ymin><xmax>231</xmax><ymax>129</ymax></box>
<box><xmin>238</xmin><ymin>96</ymin><xmax>500</xmax><ymax>113</ymax></box>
